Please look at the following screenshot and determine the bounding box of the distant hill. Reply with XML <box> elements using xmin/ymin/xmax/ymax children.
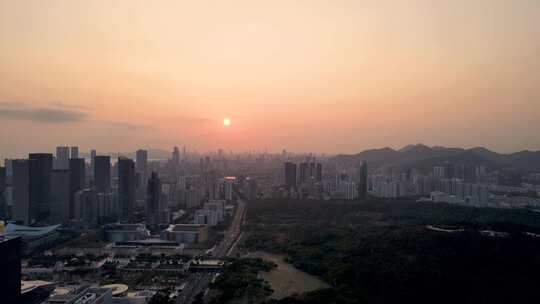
<box><xmin>332</xmin><ymin>144</ymin><xmax>540</xmax><ymax>173</ymax></box>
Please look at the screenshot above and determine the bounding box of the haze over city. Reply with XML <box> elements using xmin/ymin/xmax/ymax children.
<box><xmin>3</xmin><ymin>2</ymin><xmax>540</xmax><ymax>304</ymax></box>
<box><xmin>1</xmin><ymin>0</ymin><xmax>540</xmax><ymax>158</ymax></box>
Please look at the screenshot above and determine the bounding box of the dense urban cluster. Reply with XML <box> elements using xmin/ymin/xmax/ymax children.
<box><xmin>0</xmin><ymin>144</ymin><xmax>539</xmax><ymax>304</ymax></box>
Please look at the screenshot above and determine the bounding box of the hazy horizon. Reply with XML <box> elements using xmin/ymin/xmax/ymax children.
<box><xmin>1</xmin><ymin>0</ymin><xmax>539</xmax><ymax>157</ymax></box>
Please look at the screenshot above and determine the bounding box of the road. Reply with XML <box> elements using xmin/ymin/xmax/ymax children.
<box><xmin>178</xmin><ymin>200</ymin><xmax>247</xmax><ymax>304</ymax></box>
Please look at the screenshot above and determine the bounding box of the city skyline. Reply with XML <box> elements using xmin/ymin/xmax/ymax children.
<box><xmin>2</xmin><ymin>2</ymin><xmax>540</xmax><ymax>303</ymax></box>
<box><xmin>1</xmin><ymin>0</ymin><xmax>540</xmax><ymax>156</ymax></box>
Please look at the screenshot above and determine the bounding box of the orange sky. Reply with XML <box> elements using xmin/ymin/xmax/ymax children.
<box><xmin>1</xmin><ymin>0</ymin><xmax>539</xmax><ymax>157</ymax></box>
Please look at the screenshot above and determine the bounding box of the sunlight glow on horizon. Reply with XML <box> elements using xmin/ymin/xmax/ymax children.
<box><xmin>0</xmin><ymin>0</ymin><xmax>539</xmax><ymax>155</ymax></box>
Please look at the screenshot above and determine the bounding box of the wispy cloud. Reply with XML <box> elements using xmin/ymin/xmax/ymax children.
<box><xmin>1</xmin><ymin>101</ymin><xmax>153</xmax><ymax>131</ymax></box>
<box><xmin>0</xmin><ymin>102</ymin><xmax>88</xmax><ymax>123</ymax></box>
<box><xmin>102</xmin><ymin>121</ymin><xmax>153</xmax><ymax>131</ymax></box>
<box><xmin>50</xmin><ymin>101</ymin><xmax>93</xmax><ymax>111</ymax></box>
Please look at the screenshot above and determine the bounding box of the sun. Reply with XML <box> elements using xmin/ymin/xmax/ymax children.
<box><xmin>223</xmin><ymin>118</ymin><xmax>231</xmax><ymax>126</ymax></box>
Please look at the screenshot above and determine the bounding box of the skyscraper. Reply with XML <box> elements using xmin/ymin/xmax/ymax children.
<box><xmin>50</xmin><ymin>169</ymin><xmax>70</xmax><ymax>224</ymax></box>
<box><xmin>284</xmin><ymin>162</ymin><xmax>297</xmax><ymax>189</ymax></box>
<box><xmin>70</xmin><ymin>146</ymin><xmax>79</xmax><ymax>159</ymax></box>
<box><xmin>358</xmin><ymin>160</ymin><xmax>368</xmax><ymax>199</ymax></box>
<box><xmin>12</xmin><ymin>160</ymin><xmax>32</xmax><ymax>225</ymax></box>
<box><xmin>55</xmin><ymin>146</ymin><xmax>70</xmax><ymax>170</ymax></box>
<box><xmin>172</xmin><ymin>146</ymin><xmax>180</xmax><ymax>167</ymax></box>
<box><xmin>69</xmin><ymin>158</ymin><xmax>86</xmax><ymax>219</ymax></box>
<box><xmin>0</xmin><ymin>166</ymin><xmax>6</xmax><ymax>218</ymax></box>
<box><xmin>0</xmin><ymin>235</ymin><xmax>21</xmax><ymax>303</ymax></box>
<box><xmin>90</xmin><ymin>149</ymin><xmax>97</xmax><ymax>174</ymax></box>
<box><xmin>94</xmin><ymin>156</ymin><xmax>111</xmax><ymax>193</ymax></box>
<box><xmin>299</xmin><ymin>162</ymin><xmax>308</xmax><ymax>184</ymax></box>
<box><xmin>0</xmin><ymin>166</ymin><xmax>5</xmax><ymax>193</ymax></box>
<box><xmin>316</xmin><ymin>163</ymin><xmax>323</xmax><ymax>182</ymax></box>
<box><xmin>146</xmin><ymin>172</ymin><xmax>161</xmax><ymax>228</ymax></box>
<box><xmin>118</xmin><ymin>157</ymin><xmax>135</xmax><ymax>220</ymax></box>
<box><xmin>29</xmin><ymin>153</ymin><xmax>53</xmax><ymax>220</ymax></box>
<box><xmin>135</xmin><ymin>149</ymin><xmax>148</xmax><ymax>183</ymax></box>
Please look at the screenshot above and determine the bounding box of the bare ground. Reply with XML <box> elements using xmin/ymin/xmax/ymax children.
<box><xmin>247</xmin><ymin>251</ymin><xmax>329</xmax><ymax>299</ymax></box>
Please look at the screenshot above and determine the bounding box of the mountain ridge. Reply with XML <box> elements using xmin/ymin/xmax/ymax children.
<box><xmin>333</xmin><ymin>144</ymin><xmax>540</xmax><ymax>173</ymax></box>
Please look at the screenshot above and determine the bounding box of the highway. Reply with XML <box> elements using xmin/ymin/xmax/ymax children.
<box><xmin>178</xmin><ymin>200</ymin><xmax>247</xmax><ymax>304</ymax></box>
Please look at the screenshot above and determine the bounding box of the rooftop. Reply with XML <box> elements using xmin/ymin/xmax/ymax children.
<box><xmin>2</xmin><ymin>223</ymin><xmax>60</xmax><ymax>238</ymax></box>
<box><xmin>167</xmin><ymin>224</ymin><xmax>206</xmax><ymax>232</ymax></box>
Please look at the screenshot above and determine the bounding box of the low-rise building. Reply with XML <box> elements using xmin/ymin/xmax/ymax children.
<box><xmin>103</xmin><ymin>223</ymin><xmax>150</xmax><ymax>243</ymax></box>
<box><xmin>161</xmin><ymin>224</ymin><xmax>208</xmax><ymax>244</ymax></box>
<box><xmin>45</xmin><ymin>286</ymin><xmax>112</xmax><ymax>304</ymax></box>
<box><xmin>1</xmin><ymin>223</ymin><xmax>60</xmax><ymax>254</ymax></box>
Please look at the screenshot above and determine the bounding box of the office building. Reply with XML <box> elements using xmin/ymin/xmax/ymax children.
<box><xmin>55</xmin><ymin>146</ymin><xmax>70</xmax><ymax>170</ymax></box>
<box><xmin>0</xmin><ymin>166</ymin><xmax>6</xmax><ymax>219</ymax></box>
<box><xmin>50</xmin><ymin>170</ymin><xmax>70</xmax><ymax>224</ymax></box>
<box><xmin>0</xmin><ymin>235</ymin><xmax>21</xmax><ymax>303</ymax></box>
<box><xmin>284</xmin><ymin>162</ymin><xmax>297</xmax><ymax>189</ymax></box>
<box><xmin>90</xmin><ymin>149</ymin><xmax>97</xmax><ymax>174</ymax></box>
<box><xmin>146</xmin><ymin>172</ymin><xmax>161</xmax><ymax>228</ymax></box>
<box><xmin>117</xmin><ymin>157</ymin><xmax>135</xmax><ymax>220</ymax></box>
<box><xmin>172</xmin><ymin>146</ymin><xmax>180</xmax><ymax>167</ymax></box>
<box><xmin>12</xmin><ymin>160</ymin><xmax>33</xmax><ymax>225</ymax></box>
<box><xmin>70</xmin><ymin>146</ymin><xmax>79</xmax><ymax>159</ymax></box>
<box><xmin>29</xmin><ymin>153</ymin><xmax>53</xmax><ymax>219</ymax></box>
<box><xmin>135</xmin><ymin>149</ymin><xmax>148</xmax><ymax>185</ymax></box>
<box><xmin>69</xmin><ymin>158</ymin><xmax>85</xmax><ymax>219</ymax></box>
<box><xmin>94</xmin><ymin>156</ymin><xmax>111</xmax><ymax>193</ymax></box>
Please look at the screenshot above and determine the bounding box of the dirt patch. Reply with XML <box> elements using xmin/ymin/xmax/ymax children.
<box><xmin>247</xmin><ymin>251</ymin><xmax>329</xmax><ymax>299</ymax></box>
